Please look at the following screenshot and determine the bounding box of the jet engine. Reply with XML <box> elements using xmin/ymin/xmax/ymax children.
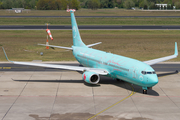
<box><xmin>82</xmin><ymin>71</ymin><xmax>100</xmax><ymax>84</ymax></box>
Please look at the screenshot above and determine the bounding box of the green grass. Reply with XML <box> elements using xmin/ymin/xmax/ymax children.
<box><xmin>1</xmin><ymin>9</ymin><xmax>180</xmax><ymax>25</ymax></box>
<box><xmin>0</xmin><ymin>17</ymin><xmax>180</xmax><ymax>25</ymax></box>
<box><xmin>1</xmin><ymin>9</ymin><xmax>180</xmax><ymax>16</ymax></box>
<box><xmin>0</xmin><ymin>30</ymin><xmax>180</xmax><ymax>62</ymax></box>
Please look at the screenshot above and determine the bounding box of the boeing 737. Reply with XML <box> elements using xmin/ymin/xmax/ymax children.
<box><xmin>2</xmin><ymin>9</ymin><xmax>178</xmax><ymax>94</ymax></box>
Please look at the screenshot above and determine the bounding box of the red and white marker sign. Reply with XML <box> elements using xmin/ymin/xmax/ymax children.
<box><xmin>46</xmin><ymin>29</ymin><xmax>53</xmax><ymax>40</ymax></box>
<box><xmin>66</xmin><ymin>9</ymin><xmax>76</xmax><ymax>12</ymax></box>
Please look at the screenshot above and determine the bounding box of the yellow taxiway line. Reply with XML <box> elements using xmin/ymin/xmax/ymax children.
<box><xmin>0</xmin><ymin>67</ymin><xmax>11</xmax><ymax>69</ymax></box>
<box><xmin>88</xmin><ymin>84</ymin><xmax>135</xmax><ymax>120</ymax></box>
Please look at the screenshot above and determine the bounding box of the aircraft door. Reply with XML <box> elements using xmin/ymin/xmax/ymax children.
<box><xmin>138</xmin><ymin>70</ymin><xmax>144</xmax><ymax>82</ymax></box>
<box><xmin>129</xmin><ymin>68</ymin><xmax>137</xmax><ymax>79</ymax></box>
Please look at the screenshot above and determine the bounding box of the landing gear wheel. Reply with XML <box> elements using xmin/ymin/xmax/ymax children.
<box><xmin>143</xmin><ymin>90</ymin><xmax>147</xmax><ymax>94</ymax></box>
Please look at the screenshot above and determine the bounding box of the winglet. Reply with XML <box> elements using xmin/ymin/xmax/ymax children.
<box><xmin>2</xmin><ymin>47</ymin><xmax>12</xmax><ymax>62</ymax></box>
<box><xmin>174</xmin><ymin>42</ymin><xmax>178</xmax><ymax>56</ymax></box>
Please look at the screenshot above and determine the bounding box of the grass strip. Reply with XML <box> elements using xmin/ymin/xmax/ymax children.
<box><xmin>0</xmin><ymin>18</ymin><xmax>180</xmax><ymax>25</ymax></box>
<box><xmin>1</xmin><ymin>9</ymin><xmax>180</xmax><ymax>16</ymax></box>
<box><xmin>0</xmin><ymin>30</ymin><xmax>180</xmax><ymax>61</ymax></box>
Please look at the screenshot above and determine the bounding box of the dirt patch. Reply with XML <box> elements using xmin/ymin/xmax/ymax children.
<box><xmin>29</xmin><ymin>113</ymin><xmax>152</xmax><ymax>120</ymax></box>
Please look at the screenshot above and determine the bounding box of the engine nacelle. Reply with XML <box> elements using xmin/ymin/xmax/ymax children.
<box><xmin>82</xmin><ymin>71</ymin><xmax>100</xmax><ymax>84</ymax></box>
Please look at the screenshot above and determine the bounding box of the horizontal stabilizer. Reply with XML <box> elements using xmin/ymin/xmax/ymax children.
<box><xmin>38</xmin><ymin>44</ymin><xmax>72</xmax><ymax>50</ymax></box>
<box><xmin>87</xmin><ymin>42</ymin><xmax>102</xmax><ymax>48</ymax></box>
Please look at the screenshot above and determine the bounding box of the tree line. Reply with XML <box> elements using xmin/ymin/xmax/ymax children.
<box><xmin>0</xmin><ymin>0</ymin><xmax>180</xmax><ymax>10</ymax></box>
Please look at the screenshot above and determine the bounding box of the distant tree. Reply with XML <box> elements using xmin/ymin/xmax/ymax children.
<box><xmin>61</xmin><ymin>0</ymin><xmax>69</xmax><ymax>10</ymax></box>
<box><xmin>133</xmin><ymin>0</ymin><xmax>140</xmax><ymax>7</ymax></box>
<box><xmin>172</xmin><ymin>0</ymin><xmax>179</xmax><ymax>5</ymax></box>
<box><xmin>108</xmin><ymin>0</ymin><xmax>115</xmax><ymax>8</ymax></box>
<box><xmin>139</xmin><ymin>0</ymin><xmax>143</xmax><ymax>8</ymax></box>
<box><xmin>99</xmin><ymin>0</ymin><xmax>115</xmax><ymax>8</ymax></box>
<box><xmin>56</xmin><ymin>0</ymin><xmax>62</xmax><ymax>10</ymax></box>
<box><xmin>2</xmin><ymin>0</ymin><xmax>13</xmax><ymax>9</ymax></box>
<box><xmin>116</xmin><ymin>0</ymin><xmax>124</xmax><ymax>8</ymax></box>
<box><xmin>0</xmin><ymin>0</ymin><xmax>39</xmax><ymax>9</ymax></box>
<box><xmin>123</xmin><ymin>0</ymin><xmax>135</xmax><ymax>9</ymax></box>
<box><xmin>87</xmin><ymin>0</ymin><xmax>100</xmax><ymax>9</ymax></box>
<box><xmin>67</xmin><ymin>0</ymin><xmax>72</xmax><ymax>9</ymax></box>
<box><xmin>48</xmin><ymin>0</ymin><xmax>57</xmax><ymax>9</ymax></box>
<box><xmin>149</xmin><ymin>2</ymin><xmax>158</xmax><ymax>9</ymax></box>
<box><xmin>163</xmin><ymin>0</ymin><xmax>172</xmax><ymax>4</ymax></box>
<box><xmin>100</xmin><ymin>0</ymin><xmax>108</xmax><ymax>8</ymax></box>
<box><xmin>13</xmin><ymin>0</ymin><xmax>24</xmax><ymax>8</ymax></box>
<box><xmin>21</xmin><ymin>0</ymin><xmax>26</xmax><ymax>8</ymax></box>
<box><xmin>80</xmin><ymin>0</ymin><xmax>86</xmax><ymax>8</ymax></box>
<box><xmin>175</xmin><ymin>1</ymin><xmax>180</xmax><ymax>9</ymax></box>
<box><xmin>29</xmin><ymin>0</ymin><xmax>37</xmax><ymax>9</ymax></box>
<box><xmin>36</xmin><ymin>0</ymin><xmax>47</xmax><ymax>10</ymax></box>
<box><xmin>139</xmin><ymin>0</ymin><xmax>148</xmax><ymax>9</ymax></box>
<box><xmin>0</xmin><ymin>1</ymin><xmax>3</xmax><ymax>9</ymax></box>
<box><xmin>72</xmin><ymin>0</ymin><xmax>80</xmax><ymax>10</ymax></box>
<box><xmin>36</xmin><ymin>0</ymin><xmax>57</xmax><ymax>10</ymax></box>
<box><xmin>167</xmin><ymin>4</ymin><xmax>173</xmax><ymax>9</ymax></box>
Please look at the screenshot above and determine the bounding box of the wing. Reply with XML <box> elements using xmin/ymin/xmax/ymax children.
<box><xmin>2</xmin><ymin>47</ymin><xmax>108</xmax><ymax>75</ymax></box>
<box><xmin>144</xmin><ymin>42</ymin><xmax>178</xmax><ymax>65</ymax></box>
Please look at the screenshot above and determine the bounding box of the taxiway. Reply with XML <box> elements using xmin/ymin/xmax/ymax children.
<box><xmin>0</xmin><ymin>62</ymin><xmax>180</xmax><ymax>120</ymax></box>
<box><xmin>0</xmin><ymin>25</ymin><xmax>180</xmax><ymax>30</ymax></box>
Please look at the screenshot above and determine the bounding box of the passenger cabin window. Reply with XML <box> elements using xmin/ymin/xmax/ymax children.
<box><xmin>141</xmin><ymin>71</ymin><xmax>156</xmax><ymax>75</ymax></box>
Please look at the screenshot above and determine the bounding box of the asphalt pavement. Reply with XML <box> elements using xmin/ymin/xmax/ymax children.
<box><xmin>0</xmin><ymin>63</ymin><xmax>179</xmax><ymax>72</ymax></box>
<box><xmin>1</xmin><ymin>25</ymin><xmax>180</xmax><ymax>30</ymax></box>
<box><xmin>1</xmin><ymin>66</ymin><xmax>180</xmax><ymax>120</ymax></box>
<box><xmin>1</xmin><ymin>16</ymin><xmax>180</xmax><ymax>18</ymax></box>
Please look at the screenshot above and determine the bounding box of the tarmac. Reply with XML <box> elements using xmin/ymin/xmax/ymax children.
<box><xmin>0</xmin><ymin>69</ymin><xmax>180</xmax><ymax>120</ymax></box>
<box><xmin>1</xmin><ymin>25</ymin><xmax>180</xmax><ymax>30</ymax></box>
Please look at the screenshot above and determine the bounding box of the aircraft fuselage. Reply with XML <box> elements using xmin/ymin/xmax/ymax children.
<box><xmin>73</xmin><ymin>46</ymin><xmax>158</xmax><ymax>89</ymax></box>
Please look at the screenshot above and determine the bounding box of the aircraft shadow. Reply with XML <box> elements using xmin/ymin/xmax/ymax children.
<box><xmin>98</xmin><ymin>76</ymin><xmax>159</xmax><ymax>96</ymax></box>
<box><xmin>13</xmin><ymin>76</ymin><xmax>158</xmax><ymax>96</ymax></box>
<box><xmin>13</xmin><ymin>71</ymin><xmax>178</xmax><ymax>96</ymax></box>
<box><xmin>12</xmin><ymin>79</ymin><xmax>83</xmax><ymax>83</ymax></box>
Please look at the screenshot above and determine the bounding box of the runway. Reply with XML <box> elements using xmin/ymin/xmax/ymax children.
<box><xmin>1</xmin><ymin>16</ymin><xmax>180</xmax><ymax>18</ymax></box>
<box><xmin>1</xmin><ymin>25</ymin><xmax>180</xmax><ymax>30</ymax></box>
<box><xmin>0</xmin><ymin>63</ymin><xmax>179</xmax><ymax>72</ymax></box>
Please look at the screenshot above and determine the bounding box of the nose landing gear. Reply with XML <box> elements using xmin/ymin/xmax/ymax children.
<box><xmin>142</xmin><ymin>87</ymin><xmax>148</xmax><ymax>94</ymax></box>
<box><xmin>143</xmin><ymin>89</ymin><xmax>147</xmax><ymax>94</ymax></box>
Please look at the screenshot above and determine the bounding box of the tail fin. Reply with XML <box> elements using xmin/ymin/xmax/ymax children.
<box><xmin>69</xmin><ymin>10</ymin><xmax>86</xmax><ymax>47</ymax></box>
<box><xmin>174</xmin><ymin>42</ymin><xmax>178</xmax><ymax>56</ymax></box>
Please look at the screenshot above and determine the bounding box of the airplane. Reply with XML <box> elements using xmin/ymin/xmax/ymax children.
<box><xmin>2</xmin><ymin>9</ymin><xmax>178</xmax><ymax>94</ymax></box>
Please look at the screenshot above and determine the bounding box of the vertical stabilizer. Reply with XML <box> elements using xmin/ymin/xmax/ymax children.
<box><xmin>69</xmin><ymin>10</ymin><xmax>86</xmax><ymax>47</ymax></box>
<box><xmin>174</xmin><ymin>42</ymin><xmax>178</xmax><ymax>56</ymax></box>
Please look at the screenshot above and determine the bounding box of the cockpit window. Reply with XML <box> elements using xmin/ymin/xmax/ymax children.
<box><xmin>147</xmin><ymin>72</ymin><xmax>152</xmax><ymax>74</ymax></box>
<box><xmin>141</xmin><ymin>71</ymin><xmax>156</xmax><ymax>75</ymax></box>
<box><xmin>141</xmin><ymin>71</ymin><xmax>146</xmax><ymax>75</ymax></box>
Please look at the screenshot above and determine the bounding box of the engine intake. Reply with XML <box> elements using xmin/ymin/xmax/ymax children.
<box><xmin>82</xmin><ymin>71</ymin><xmax>100</xmax><ymax>84</ymax></box>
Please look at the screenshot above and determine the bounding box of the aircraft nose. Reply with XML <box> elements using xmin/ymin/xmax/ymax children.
<box><xmin>148</xmin><ymin>75</ymin><xmax>158</xmax><ymax>86</ymax></box>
